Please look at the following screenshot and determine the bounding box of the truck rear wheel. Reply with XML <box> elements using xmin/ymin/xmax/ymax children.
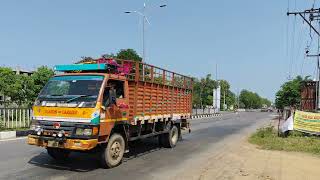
<box><xmin>47</xmin><ymin>147</ymin><xmax>70</xmax><ymax>161</ymax></box>
<box><xmin>100</xmin><ymin>133</ymin><xmax>125</xmax><ymax>168</ymax></box>
<box><xmin>161</xmin><ymin>125</ymin><xmax>179</xmax><ymax>148</ymax></box>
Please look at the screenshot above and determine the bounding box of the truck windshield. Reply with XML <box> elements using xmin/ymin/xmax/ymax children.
<box><xmin>37</xmin><ymin>75</ymin><xmax>104</xmax><ymax>108</ymax></box>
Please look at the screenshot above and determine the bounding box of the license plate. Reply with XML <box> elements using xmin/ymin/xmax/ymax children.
<box><xmin>47</xmin><ymin>140</ymin><xmax>58</xmax><ymax>147</ymax></box>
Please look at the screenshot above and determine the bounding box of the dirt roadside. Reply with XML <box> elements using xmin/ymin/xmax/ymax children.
<box><xmin>167</xmin><ymin>118</ymin><xmax>320</xmax><ymax>180</ymax></box>
<box><xmin>197</xmin><ymin>139</ymin><xmax>320</xmax><ymax>180</ymax></box>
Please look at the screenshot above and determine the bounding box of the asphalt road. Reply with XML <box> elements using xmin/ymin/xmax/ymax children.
<box><xmin>0</xmin><ymin>112</ymin><xmax>273</xmax><ymax>180</ymax></box>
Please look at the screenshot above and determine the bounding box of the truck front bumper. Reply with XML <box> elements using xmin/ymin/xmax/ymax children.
<box><xmin>27</xmin><ymin>135</ymin><xmax>98</xmax><ymax>151</ymax></box>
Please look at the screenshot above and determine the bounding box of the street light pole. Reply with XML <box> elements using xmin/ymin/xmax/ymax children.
<box><xmin>142</xmin><ymin>3</ymin><xmax>146</xmax><ymax>64</ymax></box>
<box><xmin>125</xmin><ymin>2</ymin><xmax>167</xmax><ymax>64</ymax></box>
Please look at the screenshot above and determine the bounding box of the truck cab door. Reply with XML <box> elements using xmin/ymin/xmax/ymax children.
<box><xmin>100</xmin><ymin>80</ymin><xmax>128</xmax><ymax>129</ymax></box>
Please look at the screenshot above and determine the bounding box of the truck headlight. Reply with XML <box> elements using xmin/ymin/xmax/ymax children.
<box><xmin>75</xmin><ymin>128</ymin><xmax>93</xmax><ymax>136</ymax></box>
<box><xmin>75</xmin><ymin>128</ymin><xmax>84</xmax><ymax>135</ymax></box>
<box><xmin>75</xmin><ymin>127</ymin><xmax>98</xmax><ymax>136</ymax></box>
<box><xmin>83</xmin><ymin>129</ymin><xmax>93</xmax><ymax>136</ymax></box>
<box><xmin>30</xmin><ymin>125</ymin><xmax>41</xmax><ymax>131</ymax></box>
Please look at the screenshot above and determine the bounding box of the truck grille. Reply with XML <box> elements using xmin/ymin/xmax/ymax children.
<box><xmin>38</xmin><ymin>121</ymin><xmax>75</xmax><ymax>137</ymax></box>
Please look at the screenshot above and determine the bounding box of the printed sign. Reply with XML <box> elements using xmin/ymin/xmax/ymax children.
<box><xmin>294</xmin><ymin>110</ymin><xmax>320</xmax><ymax>134</ymax></box>
<box><xmin>33</xmin><ymin>106</ymin><xmax>94</xmax><ymax>119</ymax></box>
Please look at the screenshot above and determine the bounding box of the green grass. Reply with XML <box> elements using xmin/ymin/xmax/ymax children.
<box><xmin>249</xmin><ymin>126</ymin><xmax>320</xmax><ymax>155</ymax></box>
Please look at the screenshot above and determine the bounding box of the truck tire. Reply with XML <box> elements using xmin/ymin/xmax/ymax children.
<box><xmin>162</xmin><ymin>125</ymin><xmax>179</xmax><ymax>148</ymax></box>
<box><xmin>47</xmin><ymin>147</ymin><xmax>70</xmax><ymax>161</ymax></box>
<box><xmin>100</xmin><ymin>133</ymin><xmax>125</xmax><ymax>168</ymax></box>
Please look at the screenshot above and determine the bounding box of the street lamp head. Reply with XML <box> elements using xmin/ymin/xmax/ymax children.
<box><xmin>160</xmin><ymin>4</ymin><xmax>167</xmax><ymax>8</ymax></box>
<box><xmin>124</xmin><ymin>11</ymin><xmax>132</xmax><ymax>14</ymax></box>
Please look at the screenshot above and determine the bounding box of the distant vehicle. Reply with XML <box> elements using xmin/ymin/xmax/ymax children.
<box><xmin>261</xmin><ymin>107</ymin><xmax>273</xmax><ymax>112</ymax></box>
<box><xmin>28</xmin><ymin>59</ymin><xmax>193</xmax><ymax>168</ymax></box>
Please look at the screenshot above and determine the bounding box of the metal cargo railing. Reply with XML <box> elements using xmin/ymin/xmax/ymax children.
<box><xmin>0</xmin><ymin>108</ymin><xmax>32</xmax><ymax>129</ymax></box>
<box><xmin>117</xmin><ymin>59</ymin><xmax>193</xmax><ymax>90</ymax></box>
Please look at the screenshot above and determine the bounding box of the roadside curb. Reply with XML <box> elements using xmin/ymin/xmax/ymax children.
<box><xmin>0</xmin><ymin>131</ymin><xmax>16</xmax><ymax>140</ymax></box>
<box><xmin>191</xmin><ymin>113</ymin><xmax>222</xmax><ymax>119</ymax></box>
<box><xmin>0</xmin><ymin>130</ymin><xmax>31</xmax><ymax>140</ymax></box>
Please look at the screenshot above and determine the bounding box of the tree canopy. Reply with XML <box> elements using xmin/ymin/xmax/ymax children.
<box><xmin>76</xmin><ymin>49</ymin><xmax>142</xmax><ymax>64</ymax></box>
<box><xmin>219</xmin><ymin>80</ymin><xmax>236</xmax><ymax>110</ymax></box>
<box><xmin>116</xmin><ymin>49</ymin><xmax>142</xmax><ymax>62</ymax></box>
<box><xmin>275</xmin><ymin>76</ymin><xmax>307</xmax><ymax>109</ymax></box>
<box><xmin>239</xmin><ymin>89</ymin><xmax>271</xmax><ymax>109</ymax></box>
<box><xmin>0</xmin><ymin>66</ymin><xmax>54</xmax><ymax>107</ymax></box>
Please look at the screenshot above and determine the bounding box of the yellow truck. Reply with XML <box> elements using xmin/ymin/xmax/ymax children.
<box><xmin>28</xmin><ymin>58</ymin><xmax>193</xmax><ymax>168</ymax></box>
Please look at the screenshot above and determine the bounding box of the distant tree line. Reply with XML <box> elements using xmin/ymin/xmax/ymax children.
<box><xmin>239</xmin><ymin>89</ymin><xmax>271</xmax><ymax>109</ymax></box>
<box><xmin>192</xmin><ymin>74</ymin><xmax>271</xmax><ymax>110</ymax></box>
<box><xmin>192</xmin><ymin>74</ymin><xmax>236</xmax><ymax>110</ymax></box>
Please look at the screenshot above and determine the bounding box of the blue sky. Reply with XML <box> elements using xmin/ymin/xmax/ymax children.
<box><xmin>0</xmin><ymin>0</ymin><xmax>318</xmax><ymax>100</ymax></box>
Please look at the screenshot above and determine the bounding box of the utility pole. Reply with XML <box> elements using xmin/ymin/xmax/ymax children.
<box><xmin>237</xmin><ymin>89</ymin><xmax>240</xmax><ymax>109</ymax></box>
<box><xmin>288</xmin><ymin>8</ymin><xmax>320</xmax><ymax>110</ymax></box>
<box><xmin>216</xmin><ymin>63</ymin><xmax>219</xmax><ymax>113</ymax></box>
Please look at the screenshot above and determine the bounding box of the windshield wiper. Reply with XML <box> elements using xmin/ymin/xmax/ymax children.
<box><xmin>38</xmin><ymin>94</ymin><xmax>65</xmax><ymax>98</ymax></box>
<box><xmin>66</xmin><ymin>95</ymin><xmax>95</xmax><ymax>103</ymax></box>
<box><xmin>50</xmin><ymin>94</ymin><xmax>65</xmax><ymax>97</ymax></box>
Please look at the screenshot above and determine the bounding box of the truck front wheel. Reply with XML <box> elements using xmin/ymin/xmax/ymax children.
<box><xmin>47</xmin><ymin>147</ymin><xmax>70</xmax><ymax>161</ymax></box>
<box><xmin>160</xmin><ymin>125</ymin><xmax>179</xmax><ymax>148</ymax></box>
<box><xmin>100</xmin><ymin>133</ymin><xmax>125</xmax><ymax>168</ymax></box>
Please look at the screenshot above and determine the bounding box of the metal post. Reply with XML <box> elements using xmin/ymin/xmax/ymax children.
<box><xmin>19</xmin><ymin>109</ymin><xmax>22</xmax><ymax>128</ymax></box>
<box><xmin>11</xmin><ymin>109</ymin><xmax>13</xmax><ymax>128</ymax></box>
<box><xmin>125</xmin><ymin>3</ymin><xmax>167</xmax><ymax>82</ymax></box>
<box><xmin>142</xmin><ymin>3</ymin><xmax>146</xmax><ymax>81</ymax></box>
<box><xmin>142</xmin><ymin>3</ymin><xmax>146</xmax><ymax>63</ymax></box>
<box><xmin>23</xmin><ymin>109</ymin><xmax>25</xmax><ymax>127</ymax></box>
<box><xmin>216</xmin><ymin>63</ymin><xmax>218</xmax><ymax>113</ymax></box>
<box><xmin>15</xmin><ymin>109</ymin><xmax>17</xmax><ymax>128</ymax></box>
<box><xmin>318</xmin><ymin>31</ymin><xmax>320</xmax><ymax>110</ymax></box>
<box><xmin>224</xmin><ymin>90</ymin><xmax>226</xmax><ymax>110</ymax></box>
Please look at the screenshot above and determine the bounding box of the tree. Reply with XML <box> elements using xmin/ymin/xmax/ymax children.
<box><xmin>116</xmin><ymin>49</ymin><xmax>142</xmax><ymax>62</ymax></box>
<box><xmin>28</xmin><ymin>66</ymin><xmax>54</xmax><ymax>106</ymax></box>
<box><xmin>275</xmin><ymin>76</ymin><xmax>304</xmax><ymax>109</ymax></box>
<box><xmin>219</xmin><ymin>80</ymin><xmax>236</xmax><ymax>110</ymax></box>
<box><xmin>0</xmin><ymin>67</ymin><xmax>16</xmax><ymax>107</ymax></box>
<box><xmin>193</xmin><ymin>74</ymin><xmax>218</xmax><ymax>108</ymax></box>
